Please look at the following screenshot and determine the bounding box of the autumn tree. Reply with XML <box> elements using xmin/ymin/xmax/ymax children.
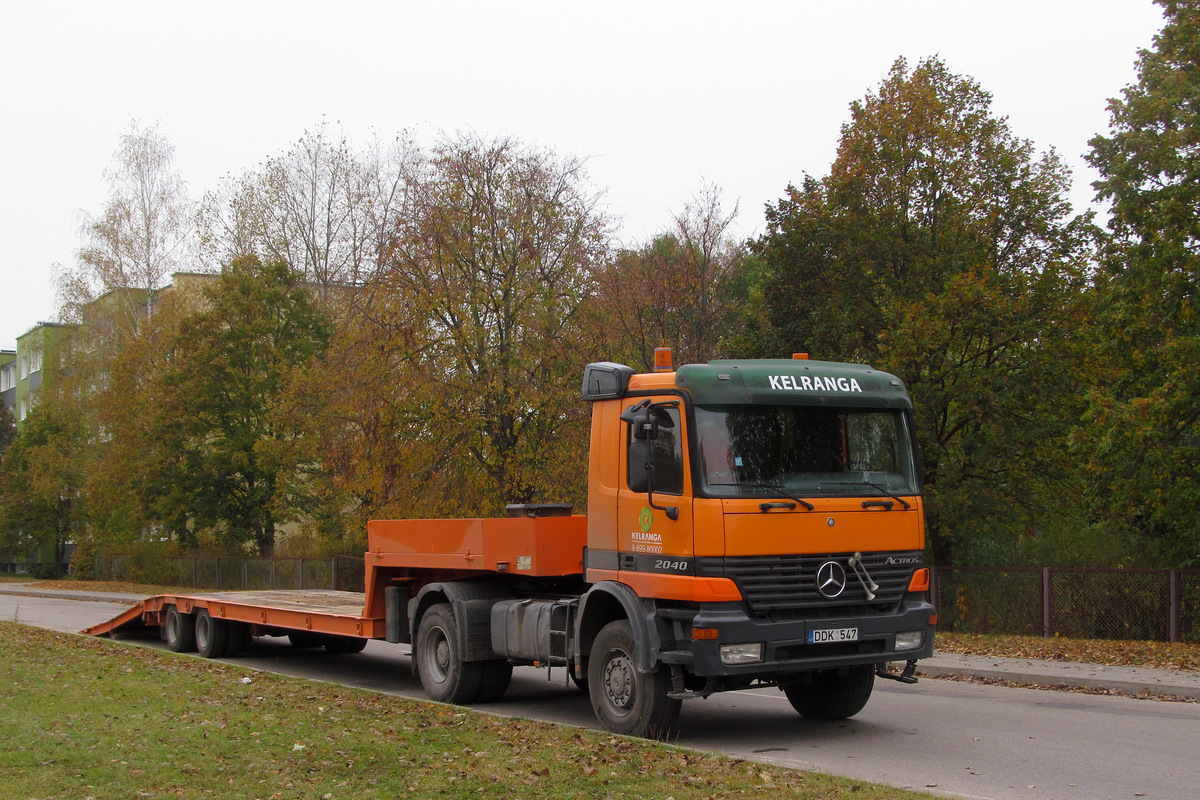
<box><xmin>145</xmin><ymin>256</ymin><xmax>331</xmax><ymax>555</ymax></box>
<box><xmin>1083</xmin><ymin>0</ymin><xmax>1200</xmax><ymax>566</ymax></box>
<box><xmin>320</xmin><ymin>133</ymin><xmax>609</xmax><ymax>520</ymax></box>
<box><xmin>199</xmin><ymin>123</ymin><xmax>414</xmax><ymax>298</ymax></box>
<box><xmin>750</xmin><ymin>57</ymin><xmax>1096</xmax><ymax>563</ymax></box>
<box><xmin>591</xmin><ymin>183</ymin><xmax>747</xmax><ymax>369</ymax></box>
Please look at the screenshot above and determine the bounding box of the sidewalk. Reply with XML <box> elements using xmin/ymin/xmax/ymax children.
<box><xmin>0</xmin><ymin>582</ymin><xmax>151</xmax><ymax>605</ymax></box>
<box><xmin>3</xmin><ymin>581</ymin><xmax>1199</xmax><ymax>700</ymax></box>
<box><xmin>918</xmin><ymin>651</ymin><xmax>1200</xmax><ymax>700</ymax></box>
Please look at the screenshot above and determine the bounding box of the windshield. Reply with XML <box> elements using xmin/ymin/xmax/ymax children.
<box><xmin>695</xmin><ymin>404</ymin><xmax>919</xmax><ymax>498</ymax></box>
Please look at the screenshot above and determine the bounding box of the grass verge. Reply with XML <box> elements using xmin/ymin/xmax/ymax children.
<box><xmin>936</xmin><ymin>632</ymin><xmax>1200</xmax><ymax>672</ymax></box>
<box><xmin>0</xmin><ymin>622</ymin><xmax>936</xmax><ymax>800</ymax></box>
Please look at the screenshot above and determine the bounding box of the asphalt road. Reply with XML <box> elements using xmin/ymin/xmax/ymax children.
<box><xmin>4</xmin><ymin>592</ymin><xmax>1198</xmax><ymax>800</ymax></box>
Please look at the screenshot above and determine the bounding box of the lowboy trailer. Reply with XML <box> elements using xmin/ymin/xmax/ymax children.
<box><xmin>87</xmin><ymin>351</ymin><xmax>937</xmax><ymax>739</ymax></box>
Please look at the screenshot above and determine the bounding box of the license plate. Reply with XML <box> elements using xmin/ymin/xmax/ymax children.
<box><xmin>808</xmin><ymin>627</ymin><xmax>858</xmax><ymax>644</ymax></box>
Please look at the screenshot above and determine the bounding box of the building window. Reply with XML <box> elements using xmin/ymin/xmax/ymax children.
<box><xmin>0</xmin><ymin>364</ymin><xmax>13</xmax><ymax>391</ymax></box>
<box><xmin>29</xmin><ymin>348</ymin><xmax>43</xmax><ymax>373</ymax></box>
<box><xmin>20</xmin><ymin>356</ymin><xmax>28</xmax><ymax>380</ymax></box>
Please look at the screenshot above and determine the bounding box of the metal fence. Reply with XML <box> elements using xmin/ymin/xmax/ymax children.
<box><xmin>931</xmin><ymin>566</ymin><xmax>1200</xmax><ymax>644</ymax></box>
<box><xmin>79</xmin><ymin>558</ymin><xmax>1200</xmax><ymax>644</ymax></box>
<box><xmin>95</xmin><ymin>555</ymin><xmax>366</xmax><ymax>593</ymax></box>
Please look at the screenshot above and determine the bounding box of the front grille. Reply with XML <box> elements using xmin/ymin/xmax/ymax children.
<box><xmin>696</xmin><ymin>551</ymin><xmax>922</xmax><ymax>615</ymax></box>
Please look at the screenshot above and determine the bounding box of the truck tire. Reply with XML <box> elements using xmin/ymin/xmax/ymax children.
<box><xmin>588</xmin><ymin>620</ymin><xmax>680</xmax><ymax>740</ymax></box>
<box><xmin>164</xmin><ymin>606</ymin><xmax>196</xmax><ymax>653</ymax></box>
<box><xmin>194</xmin><ymin>609</ymin><xmax>227</xmax><ymax>659</ymax></box>
<box><xmin>416</xmin><ymin>603</ymin><xmax>484</xmax><ymax>704</ymax></box>
<box><xmin>783</xmin><ymin>665</ymin><xmax>875</xmax><ymax>720</ymax></box>
<box><xmin>474</xmin><ymin>660</ymin><xmax>513</xmax><ymax>703</ymax></box>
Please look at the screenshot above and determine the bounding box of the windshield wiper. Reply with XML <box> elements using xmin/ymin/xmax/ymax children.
<box><xmin>746</xmin><ymin>483</ymin><xmax>815</xmax><ymax>511</ymax></box>
<box><xmin>706</xmin><ymin>482</ymin><xmax>817</xmax><ymax>511</ymax></box>
<box><xmin>820</xmin><ymin>481</ymin><xmax>912</xmax><ymax>510</ymax></box>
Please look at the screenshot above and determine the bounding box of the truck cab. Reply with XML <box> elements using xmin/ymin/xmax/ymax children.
<box><xmin>575</xmin><ymin>353</ymin><xmax>935</xmax><ymax>735</ymax></box>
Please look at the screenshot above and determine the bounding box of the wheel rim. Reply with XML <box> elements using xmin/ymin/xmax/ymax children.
<box><xmin>425</xmin><ymin>626</ymin><xmax>450</xmax><ymax>683</ymax></box>
<box><xmin>601</xmin><ymin>648</ymin><xmax>635</xmax><ymax>715</ymax></box>
<box><xmin>196</xmin><ymin>615</ymin><xmax>210</xmax><ymax>650</ymax></box>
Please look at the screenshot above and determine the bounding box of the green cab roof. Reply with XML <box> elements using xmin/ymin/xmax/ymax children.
<box><xmin>675</xmin><ymin>359</ymin><xmax>912</xmax><ymax>409</ymax></box>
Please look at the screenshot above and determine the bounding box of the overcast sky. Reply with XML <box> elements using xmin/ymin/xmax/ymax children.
<box><xmin>0</xmin><ymin>1</ymin><xmax>1167</xmax><ymax>349</ymax></box>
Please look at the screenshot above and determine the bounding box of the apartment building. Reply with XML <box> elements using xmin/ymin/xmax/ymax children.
<box><xmin>0</xmin><ymin>323</ymin><xmax>77</xmax><ymax>431</ymax></box>
<box><xmin>0</xmin><ymin>349</ymin><xmax>15</xmax><ymax>414</ymax></box>
<box><xmin>0</xmin><ymin>274</ymin><xmax>221</xmax><ymax>432</ymax></box>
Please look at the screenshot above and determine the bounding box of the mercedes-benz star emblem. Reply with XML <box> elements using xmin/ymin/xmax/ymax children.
<box><xmin>816</xmin><ymin>560</ymin><xmax>848</xmax><ymax>599</ymax></box>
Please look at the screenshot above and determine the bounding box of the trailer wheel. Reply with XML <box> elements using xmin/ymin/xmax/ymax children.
<box><xmin>783</xmin><ymin>665</ymin><xmax>875</xmax><ymax>720</ymax></box>
<box><xmin>416</xmin><ymin>603</ymin><xmax>483</xmax><ymax>704</ymax></box>
<box><xmin>588</xmin><ymin>620</ymin><xmax>680</xmax><ymax>740</ymax></box>
<box><xmin>163</xmin><ymin>606</ymin><xmax>196</xmax><ymax>653</ymax></box>
<box><xmin>474</xmin><ymin>660</ymin><xmax>513</xmax><ymax>703</ymax></box>
<box><xmin>324</xmin><ymin>635</ymin><xmax>368</xmax><ymax>654</ymax></box>
<box><xmin>194</xmin><ymin>609</ymin><xmax>228</xmax><ymax>659</ymax></box>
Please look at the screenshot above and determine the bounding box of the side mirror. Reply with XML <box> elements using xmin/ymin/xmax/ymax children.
<box><xmin>623</xmin><ymin>400</ymin><xmax>680</xmax><ymax>521</ymax></box>
<box><xmin>628</xmin><ymin>439</ymin><xmax>652</xmax><ymax>493</ymax></box>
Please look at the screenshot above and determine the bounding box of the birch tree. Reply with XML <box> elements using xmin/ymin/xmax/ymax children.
<box><xmin>59</xmin><ymin>121</ymin><xmax>195</xmax><ymax>332</ymax></box>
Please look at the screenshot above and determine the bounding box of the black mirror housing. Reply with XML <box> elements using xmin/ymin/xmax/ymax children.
<box><xmin>628</xmin><ymin>439</ymin><xmax>652</xmax><ymax>492</ymax></box>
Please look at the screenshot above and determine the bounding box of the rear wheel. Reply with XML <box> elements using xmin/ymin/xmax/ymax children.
<box><xmin>163</xmin><ymin>606</ymin><xmax>195</xmax><ymax>653</ymax></box>
<box><xmin>194</xmin><ymin>609</ymin><xmax>227</xmax><ymax>659</ymax></box>
<box><xmin>783</xmin><ymin>665</ymin><xmax>875</xmax><ymax>720</ymax></box>
<box><xmin>416</xmin><ymin>604</ymin><xmax>483</xmax><ymax>704</ymax></box>
<box><xmin>588</xmin><ymin>620</ymin><xmax>680</xmax><ymax>740</ymax></box>
<box><xmin>474</xmin><ymin>660</ymin><xmax>513</xmax><ymax>703</ymax></box>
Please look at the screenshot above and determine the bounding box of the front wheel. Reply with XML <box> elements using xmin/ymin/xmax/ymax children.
<box><xmin>783</xmin><ymin>665</ymin><xmax>875</xmax><ymax>720</ymax></box>
<box><xmin>415</xmin><ymin>604</ymin><xmax>483</xmax><ymax>704</ymax></box>
<box><xmin>587</xmin><ymin>620</ymin><xmax>680</xmax><ymax>740</ymax></box>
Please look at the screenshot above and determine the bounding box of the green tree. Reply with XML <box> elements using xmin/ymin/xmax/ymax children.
<box><xmin>0</xmin><ymin>403</ymin><xmax>14</xmax><ymax>456</ymax></box>
<box><xmin>151</xmin><ymin>256</ymin><xmax>332</xmax><ymax>555</ymax></box>
<box><xmin>1084</xmin><ymin>0</ymin><xmax>1200</xmax><ymax>565</ymax></box>
<box><xmin>750</xmin><ymin>57</ymin><xmax>1095</xmax><ymax>563</ymax></box>
<box><xmin>0</xmin><ymin>402</ymin><xmax>88</xmax><ymax>572</ymax></box>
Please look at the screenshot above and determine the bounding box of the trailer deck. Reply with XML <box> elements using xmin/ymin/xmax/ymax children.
<box><xmin>83</xmin><ymin>589</ymin><xmax>378</xmax><ymax>639</ymax></box>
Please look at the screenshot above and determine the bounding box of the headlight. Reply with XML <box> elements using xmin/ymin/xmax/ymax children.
<box><xmin>720</xmin><ymin>643</ymin><xmax>764</xmax><ymax>665</ymax></box>
<box><xmin>894</xmin><ymin>630</ymin><xmax>925</xmax><ymax>651</ymax></box>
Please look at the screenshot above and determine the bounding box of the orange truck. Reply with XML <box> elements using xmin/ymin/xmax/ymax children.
<box><xmin>88</xmin><ymin>351</ymin><xmax>936</xmax><ymax>739</ymax></box>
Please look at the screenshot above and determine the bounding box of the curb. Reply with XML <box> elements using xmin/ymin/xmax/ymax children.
<box><xmin>919</xmin><ymin>655</ymin><xmax>1200</xmax><ymax>700</ymax></box>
